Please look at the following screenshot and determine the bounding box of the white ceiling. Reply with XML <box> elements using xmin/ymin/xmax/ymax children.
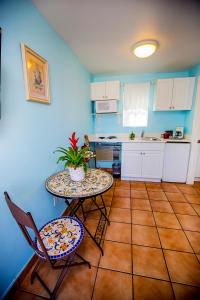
<box><xmin>33</xmin><ymin>0</ymin><xmax>200</xmax><ymax>74</ymax></box>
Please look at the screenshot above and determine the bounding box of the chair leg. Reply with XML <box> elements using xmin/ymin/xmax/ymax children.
<box><xmin>30</xmin><ymin>258</ymin><xmax>70</xmax><ymax>299</ymax></box>
<box><xmin>29</xmin><ymin>253</ymin><xmax>90</xmax><ymax>299</ymax></box>
<box><xmin>35</xmin><ymin>272</ymin><xmax>52</xmax><ymax>297</ymax></box>
<box><xmin>30</xmin><ymin>259</ymin><xmax>41</xmax><ymax>284</ymax></box>
<box><xmin>75</xmin><ymin>252</ymin><xmax>91</xmax><ymax>269</ymax></box>
<box><xmin>51</xmin><ymin>254</ymin><xmax>74</xmax><ymax>300</ymax></box>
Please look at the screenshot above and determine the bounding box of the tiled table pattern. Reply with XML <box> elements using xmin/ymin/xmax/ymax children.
<box><xmin>14</xmin><ymin>178</ymin><xmax>200</xmax><ymax>300</ymax></box>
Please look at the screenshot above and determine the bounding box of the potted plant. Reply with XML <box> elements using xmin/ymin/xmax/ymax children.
<box><xmin>54</xmin><ymin>132</ymin><xmax>94</xmax><ymax>181</ymax></box>
<box><xmin>129</xmin><ymin>131</ymin><xmax>135</xmax><ymax>140</ymax></box>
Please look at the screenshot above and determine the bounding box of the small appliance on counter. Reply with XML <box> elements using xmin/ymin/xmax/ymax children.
<box><xmin>174</xmin><ymin>127</ymin><xmax>184</xmax><ymax>139</ymax></box>
<box><xmin>161</xmin><ymin>130</ymin><xmax>173</xmax><ymax>139</ymax></box>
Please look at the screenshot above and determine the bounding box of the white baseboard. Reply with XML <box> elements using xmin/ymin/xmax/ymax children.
<box><xmin>121</xmin><ymin>177</ymin><xmax>161</xmax><ymax>182</ymax></box>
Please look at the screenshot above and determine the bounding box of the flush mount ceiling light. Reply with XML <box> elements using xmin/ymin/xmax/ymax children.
<box><xmin>132</xmin><ymin>40</ymin><xmax>159</xmax><ymax>58</ymax></box>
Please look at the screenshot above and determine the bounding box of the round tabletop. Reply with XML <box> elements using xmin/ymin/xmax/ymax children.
<box><xmin>45</xmin><ymin>168</ymin><xmax>113</xmax><ymax>199</ymax></box>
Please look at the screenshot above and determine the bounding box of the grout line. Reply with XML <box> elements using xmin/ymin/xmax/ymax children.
<box><xmin>97</xmin><ymin>265</ymin><xmax>132</xmax><ymax>276</ymax></box>
<box><xmin>145</xmin><ymin>183</ymin><xmax>176</xmax><ymax>300</ymax></box>
<box><xmin>97</xmin><ymin>265</ymin><xmax>196</xmax><ymax>287</ymax></box>
<box><xmin>131</xmin><ymin>243</ymin><xmax>196</xmax><ymax>255</ymax></box>
<box><xmin>164</xmin><ymin>187</ymin><xmax>200</xmax><ymax>289</ymax></box>
<box><xmin>11</xmin><ymin>180</ymin><xmax>200</xmax><ymax>300</ymax></box>
<box><xmin>191</xmin><ymin>204</ymin><xmax>200</xmax><ymax>216</ymax></box>
<box><xmin>13</xmin><ymin>288</ymin><xmax>49</xmax><ymax>299</ymax></box>
<box><xmin>133</xmin><ymin>274</ymin><xmax>200</xmax><ymax>289</ymax></box>
<box><xmin>169</xmin><ymin>199</ymin><xmax>200</xmax><ymax>266</ymax></box>
<box><xmin>88</xmin><ymin>208</ymin><xmax>200</xmax><ymax>234</ymax></box>
<box><xmin>96</xmin><ymin>230</ymin><xmax>199</xmax><ymax>255</ymax></box>
<box><xmin>90</xmin><ymin>266</ymin><xmax>99</xmax><ymax>300</ymax></box>
<box><xmin>91</xmin><ymin>181</ymin><xmax>115</xmax><ymax>300</ymax></box>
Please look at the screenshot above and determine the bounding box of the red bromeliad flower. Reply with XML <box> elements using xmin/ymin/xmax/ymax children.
<box><xmin>69</xmin><ymin>132</ymin><xmax>79</xmax><ymax>150</ymax></box>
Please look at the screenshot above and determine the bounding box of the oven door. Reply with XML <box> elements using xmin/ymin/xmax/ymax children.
<box><xmin>95</xmin><ymin>143</ymin><xmax>120</xmax><ymax>161</ymax></box>
<box><xmin>96</xmin><ymin>144</ymin><xmax>114</xmax><ymax>161</ymax></box>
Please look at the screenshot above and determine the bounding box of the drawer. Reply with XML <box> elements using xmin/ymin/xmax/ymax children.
<box><xmin>122</xmin><ymin>142</ymin><xmax>165</xmax><ymax>152</ymax></box>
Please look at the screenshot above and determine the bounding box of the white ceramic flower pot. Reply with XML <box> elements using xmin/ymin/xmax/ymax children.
<box><xmin>68</xmin><ymin>166</ymin><xmax>85</xmax><ymax>181</ymax></box>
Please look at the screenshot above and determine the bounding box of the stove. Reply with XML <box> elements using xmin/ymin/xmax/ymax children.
<box><xmin>98</xmin><ymin>135</ymin><xmax>117</xmax><ymax>140</ymax></box>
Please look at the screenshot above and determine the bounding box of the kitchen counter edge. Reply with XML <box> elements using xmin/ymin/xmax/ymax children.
<box><xmin>89</xmin><ymin>138</ymin><xmax>190</xmax><ymax>144</ymax></box>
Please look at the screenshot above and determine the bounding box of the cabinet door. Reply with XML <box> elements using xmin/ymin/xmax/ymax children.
<box><xmin>195</xmin><ymin>144</ymin><xmax>200</xmax><ymax>178</ymax></box>
<box><xmin>142</xmin><ymin>151</ymin><xmax>163</xmax><ymax>179</ymax></box>
<box><xmin>91</xmin><ymin>82</ymin><xmax>106</xmax><ymax>100</ymax></box>
<box><xmin>162</xmin><ymin>143</ymin><xmax>190</xmax><ymax>182</ymax></box>
<box><xmin>172</xmin><ymin>77</ymin><xmax>195</xmax><ymax>110</ymax></box>
<box><xmin>154</xmin><ymin>79</ymin><xmax>173</xmax><ymax>111</ymax></box>
<box><xmin>121</xmin><ymin>151</ymin><xmax>142</xmax><ymax>178</ymax></box>
<box><xmin>105</xmin><ymin>81</ymin><xmax>120</xmax><ymax>100</ymax></box>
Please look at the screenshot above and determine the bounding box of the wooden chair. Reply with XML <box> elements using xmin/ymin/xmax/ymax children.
<box><xmin>4</xmin><ymin>192</ymin><xmax>90</xmax><ymax>300</ymax></box>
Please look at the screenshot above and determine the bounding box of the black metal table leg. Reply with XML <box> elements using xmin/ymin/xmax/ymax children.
<box><xmin>100</xmin><ymin>195</ymin><xmax>107</xmax><ymax>214</ymax></box>
<box><xmin>80</xmin><ymin>203</ymin><xmax>86</xmax><ymax>221</ymax></box>
<box><xmin>73</xmin><ymin>211</ymin><xmax>104</xmax><ymax>256</ymax></box>
<box><xmin>64</xmin><ymin>196</ymin><xmax>110</xmax><ymax>256</ymax></box>
<box><xmin>92</xmin><ymin>196</ymin><xmax>110</xmax><ymax>225</ymax></box>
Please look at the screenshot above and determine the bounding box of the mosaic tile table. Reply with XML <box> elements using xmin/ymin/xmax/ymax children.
<box><xmin>46</xmin><ymin>169</ymin><xmax>113</xmax><ymax>255</ymax></box>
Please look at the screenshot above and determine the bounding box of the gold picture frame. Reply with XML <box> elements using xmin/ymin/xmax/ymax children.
<box><xmin>21</xmin><ymin>44</ymin><xmax>50</xmax><ymax>104</ymax></box>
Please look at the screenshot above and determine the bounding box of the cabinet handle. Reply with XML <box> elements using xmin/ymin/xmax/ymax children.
<box><xmin>143</xmin><ymin>152</ymin><xmax>145</xmax><ymax>155</ymax></box>
<box><xmin>169</xmin><ymin>106</ymin><xmax>171</xmax><ymax>109</ymax></box>
<box><xmin>140</xmin><ymin>152</ymin><xmax>143</xmax><ymax>155</ymax></box>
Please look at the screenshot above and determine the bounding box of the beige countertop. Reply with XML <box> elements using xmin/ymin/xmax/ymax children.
<box><xmin>88</xmin><ymin>134</ymin><xmax>190</xmax><ymax>144</ymax></box>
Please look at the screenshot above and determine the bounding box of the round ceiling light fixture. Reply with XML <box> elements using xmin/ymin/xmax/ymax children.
<box><xmin>132</xmin><ymin>40</ymin><xmax>159</xmax><ymax>58</ymax></box>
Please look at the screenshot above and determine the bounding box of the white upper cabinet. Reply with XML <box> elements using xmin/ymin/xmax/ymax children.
<box><xmin>154</xmin><ymin>77</ymin><xmax>195</xmax><ymax>111</ymax></box>
<box><xmin>155</xmin><ymin>79</ymin><xmax>173</xmax><ymax>111</ymax></box>
<box><xmin>172</xmin><ymin>77</ymin><xmax>195</xmax><ymax>110</ymax></box>
<box><xmin>91</xmin><ymin>82</ymin><xmax>105</xmax><ymax>100</ymax></box>
<box><xmin>91</xmin><ymin>81</ymin><xmax>120</xmax><ymax>100</ymax></box>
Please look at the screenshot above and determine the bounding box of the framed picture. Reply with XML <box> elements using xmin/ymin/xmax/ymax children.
<box><xmin>21</xmin><ymin>44</ymin><xmax>50</xmax><ymax>104</ymax></box>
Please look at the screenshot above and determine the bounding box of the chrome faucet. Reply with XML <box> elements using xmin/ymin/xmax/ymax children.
<box><xmin>141</xmin><ymin>130</ymin><xmax>145</xmax><ymax>138</ymax></box>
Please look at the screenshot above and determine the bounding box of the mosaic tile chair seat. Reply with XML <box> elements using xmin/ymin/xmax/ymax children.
<box><xmin>4</xmin><ymin>192</ymin><xmax>91</xmax><ymax>300</ymax></box>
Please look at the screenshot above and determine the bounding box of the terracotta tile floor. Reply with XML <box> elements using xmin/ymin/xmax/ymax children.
<box><xmin>13</xmin><ymin>178</ymin><xmax>200</xmax><ymax>300</ymax></box>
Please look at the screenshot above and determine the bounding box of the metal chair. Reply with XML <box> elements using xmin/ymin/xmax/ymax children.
<box><xmin>4</xmin><ymin>192</ymin><xmax>91</xmax><ymax>300</ymax></box>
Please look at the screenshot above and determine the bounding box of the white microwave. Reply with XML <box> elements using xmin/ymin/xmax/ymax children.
<box><xmin>96</xmin><ymin>100</ymin><xmax>117</xmax><ymax>113</ymax></box>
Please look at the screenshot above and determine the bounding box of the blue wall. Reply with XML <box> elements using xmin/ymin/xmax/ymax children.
<box><xmin>190</xmin><ymin>64</ymin><xmax>200</xmax><ymax>76</ymax></box>
<box><xmin>0</xmin><ymin>0</ymin><xmax>91</xmax><ymax>297</ymax></box>
<box><xmin>92</xmin><ymin>71</ymin><xmax>194</xmax><ymax>135</ymax></box>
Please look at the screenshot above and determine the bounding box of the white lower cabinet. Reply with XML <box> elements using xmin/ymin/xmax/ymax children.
<box><xmin>142</xmin><ymin>151</ymin><xmax>164</xmax><ymax>179</ymax></box>
<box><xmin>162</xmin><ymin>143</ymin><xmax>191</xmax><ymax>182</ymax></box>
<box><xmin>195</xmin><ymin>144</ymin><xmax>200</xmax><ymax>179</ymax></box>
<box><xmin>122</xmin><ymin>151</ymin><xmax>142</xmax><ymax>178</ymax></box>
<box><xmin>121</xmin><ymin>143</ymin><xmax>164</xmax><ymax>181</ymax></box>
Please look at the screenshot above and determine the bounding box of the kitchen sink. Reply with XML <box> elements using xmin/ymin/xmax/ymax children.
<box><xmin>140</xmin><ymin>137</ymin><xmax>161</xmax><ymax>141</ymax></box>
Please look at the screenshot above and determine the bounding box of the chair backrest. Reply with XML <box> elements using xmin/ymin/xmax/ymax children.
<box><xmin>4</xmin><ymin>192</ymin><xmax>51</xmax><ymax>262</ymax></box>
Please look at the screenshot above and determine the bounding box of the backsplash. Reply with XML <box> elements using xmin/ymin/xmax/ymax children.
<box><xmin>91</xmin><ymin>70</ymin><xmax>195</xmax><ymax>136</ymax></box>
